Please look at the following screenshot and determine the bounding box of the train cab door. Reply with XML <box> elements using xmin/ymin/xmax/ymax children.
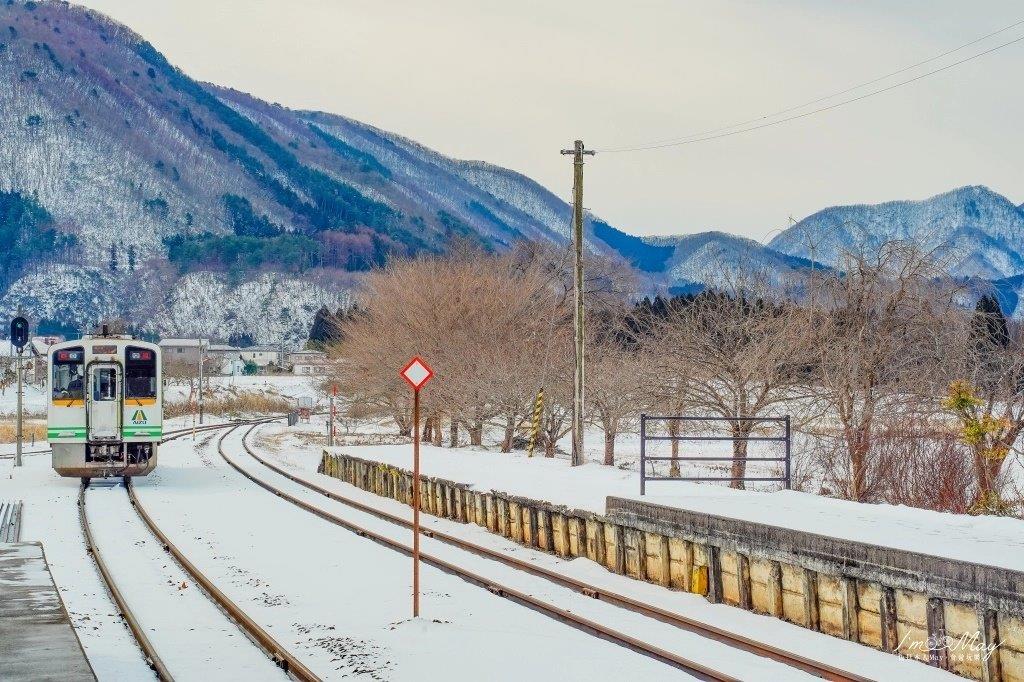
<box><xmin>87</xmin><ymin>363</ymin><xmax>120</xmax><ymax>441</ymax></box>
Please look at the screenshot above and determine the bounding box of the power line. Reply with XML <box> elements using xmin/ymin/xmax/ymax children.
<box><xmin>600</xmin><ymin>25</ymin><xmax>1024</xmax><ymax>154</ymax></box>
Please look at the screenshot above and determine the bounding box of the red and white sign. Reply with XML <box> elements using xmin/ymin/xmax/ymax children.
<box><xmin>400</xmin><ymin>356</ymin><xmax>434</xmax><ymax>391</ymax></box>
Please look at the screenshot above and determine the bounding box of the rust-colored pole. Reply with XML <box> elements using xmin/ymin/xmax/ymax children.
<box><xmin>412</xmin><ymin>387</ymin><xmax>421</xmax><ymax>617</ymax></box>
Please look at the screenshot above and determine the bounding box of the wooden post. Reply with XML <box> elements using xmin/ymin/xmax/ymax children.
<box><xmin>927</xmin><ymin>598</ymin><xmax>950</xmax><ymax>670</ymax></box>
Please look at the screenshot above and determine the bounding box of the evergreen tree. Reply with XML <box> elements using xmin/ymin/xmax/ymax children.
<box><xmin>127</xmin><ymin>244</ymin><xmax>136</xmax><ymax>272</ymax></box>
<box><xmin>972</xmin><ymin>294</ymin><xmax>1010</xmax><ymax>349</ymax></box>
<box><xmin>307</xmin><ymin>306</ymin><xmax>339</xmax><ymax>348</ymax></box>
<box><xmin>108</xmin><ymin>243</ymin><xmax>118</xmax><ymax>272</ymax></box>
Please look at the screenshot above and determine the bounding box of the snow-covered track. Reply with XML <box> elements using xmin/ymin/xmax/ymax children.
<box><xmin>78</xmin><ymin>483</ymin><xmax>175</xmax><ymax>681</ymax></box>
<box><xmin>74</xmin><ymin>417</ymin><xmax>309</xmax><ymax>682</ymax></box>
<box><xmin>220</xmin><ymin>428</ymin><xmax>749</xmax><ymax>681</ymax></box>
<box><xmin>124</xmin><ymin>478</ymin><xmax>321</xmax><ymax>681</ymax></box>
<box><xmin>237</xmin><ymin>425</ymin><xmax>873</xmax><ymax>682</ymax></box>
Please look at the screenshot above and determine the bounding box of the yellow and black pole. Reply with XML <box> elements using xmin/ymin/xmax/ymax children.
<box><xmin>527</xmin><ymin>389</ymin><xmax>544</xmax><ymax>457</ymax></box>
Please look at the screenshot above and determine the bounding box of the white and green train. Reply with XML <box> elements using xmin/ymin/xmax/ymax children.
<box><xmin>47</xmin><ymin>334</ymin><xmax>162</xmax><ymax>481</ymax></box>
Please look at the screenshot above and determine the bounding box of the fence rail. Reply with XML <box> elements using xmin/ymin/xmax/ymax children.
<box><xmin>639</xmin><ymin>414</ymin><xmax>791</xmax><ymax>495</ymax></box>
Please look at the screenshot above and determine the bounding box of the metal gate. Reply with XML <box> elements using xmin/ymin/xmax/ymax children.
<box><xmin>639</xmin><ymin>414</ymin><xmax>791</xmax><ymax>495</ymax></box>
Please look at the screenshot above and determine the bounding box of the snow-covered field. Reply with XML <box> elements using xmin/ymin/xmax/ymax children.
<box><xmin>0</xmin><ymin>416</ymin><xmax>965</xmax><ymax>680</ymax></box>
<box><xmin>247</xmin><ymin>420</ymin><xmax>958</xmax><ymax>681</ymax></box>
<box><xmin>0</xmin><ymin>374</ymin><xmax>324</xmax><ymax>417</ymax></box>
<box><xmin>163</xmin><ymin>374</ymin><xmax>324</xmax><ymax>406</ymax></box>
<box><xmin>314</xmin><ymin>430</ymin><xmax>1024</xmax><ymax>574</ymax></box>
<box><xmin>0</xmin><ymin>422</ymin><xmax>792</xmax><ymax>680</ymax></box>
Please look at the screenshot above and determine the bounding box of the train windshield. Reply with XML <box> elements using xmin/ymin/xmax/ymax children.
<box><xmin>125</xmin><ymin>346</ymin><xmax>157</xmax><ymax>399</ymax></box>
<box><xmin>52</xmin><ymin>347</ymin><xmax>85</xmax><ymax>401</ymax></box>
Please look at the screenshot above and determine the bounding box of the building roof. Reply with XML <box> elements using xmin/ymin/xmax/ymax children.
<box><xmin>292</xmin><ymin>356</ymin><xmax>336</xmax><ymax>366</ymax></box>
<box><xmin>287</xmin><ymin>350</ymin><xmax>327</xmax><ymax>358</ymax></box>
<box><xmin>158</xmin><ymin>338</ymin><xmax>206</xmax><ymax>347</ymax></box>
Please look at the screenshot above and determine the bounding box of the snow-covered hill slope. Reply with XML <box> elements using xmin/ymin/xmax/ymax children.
<box><xmin>644</xmin><ymin>232</ymin><xmax>816</xmax><ymax>291</ymax></box>
<box><xmin>0</xmin><ymin>0</ymin><xmax>642</xmax><ymax>341</ymax></box>
<box><xmin>768</xmin><ymin>186</ymin><xmax>1024</xmax><ymax>279</ymax></box>
<box><xmin>3</xmin><ymin>1</ymin><xmax>1024</xmax><ymax>338</ymax></box>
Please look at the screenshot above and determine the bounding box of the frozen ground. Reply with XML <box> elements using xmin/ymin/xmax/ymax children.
<box><xmin>0</xmin><ymin>381</ymin><xmax>47</xmax><ymax>416</ymax></box>
<box><xmin>0</xmin><ymin>420</ymin><xmax>799</xmax><ymax>681</ymax></box>
<box><xmin>0</xmin><ymin>416</ymin><xmax>963</xmax><ymax>680</ymax></box>
<box><xmin>282</xmin><ymin>417</ymin><xmax>1024</xmax><ymax>574</ymax></box>
<box><xmin>249</xmin><ymin>420</ymin><xmax>958</xmax><ymax>681</ymax></box>
<box><xmin>163</xmin><ymin>374</ymin><xmax>324</xmax><ymax>406</ymax></box>
<box><xmin>0</xmin><ymin>373</ymin><xmax>324</xmax><ymax>417</ymax></box>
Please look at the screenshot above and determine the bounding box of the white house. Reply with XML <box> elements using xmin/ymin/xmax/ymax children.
<box><xmin>286</xmin><ymin>350</ymin><xmax>332</xmax><ymax>376</ymax></box>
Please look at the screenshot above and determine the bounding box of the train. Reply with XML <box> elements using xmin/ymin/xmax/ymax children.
<box><xmin>47</xmin><ymin>333</ymin><xmax>162</xmax><ymax>481</ymax></box>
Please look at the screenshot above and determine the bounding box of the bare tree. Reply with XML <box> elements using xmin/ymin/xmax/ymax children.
<box><xmin>586</xmin><ymin>306</ymin><xmax>651</xmax><ymax>465</ymax></box>
<box><xmin>808</xmin><ymin>242</ymin><xmax>963</xmax><ymax>501</ymax></box>
<box><xmin>653</xmin><ymin>277</ymin><xmax>813</xmax><ymax>489</ymax></box>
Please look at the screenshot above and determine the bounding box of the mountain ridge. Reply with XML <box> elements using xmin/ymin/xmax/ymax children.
<box><xmin>2</xmin><ymin>1</ymin><xmax>1024</xmax><ymax>340</ymax></box>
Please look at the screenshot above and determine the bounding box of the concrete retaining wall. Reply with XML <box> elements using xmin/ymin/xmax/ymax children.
<box><xmin>319</xmin><ymin>451</ymin><xmax>1021</xmax><ymax>681</ymax></box>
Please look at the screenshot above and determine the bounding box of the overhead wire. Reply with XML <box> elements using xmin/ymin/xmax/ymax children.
<box><xmin>599</xmin><ymin>23</ymin><xmax>1024</xmax><ymax>153</ymax></box>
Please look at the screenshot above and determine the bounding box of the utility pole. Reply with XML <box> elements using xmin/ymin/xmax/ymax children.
<box><xmin>560</xmin><ymin>140</ymin><xmax>595</xmax><ymax>467</ymax></box>
<box><xmin>198</xmin><ymin>338</ymin><xmax>206</xmax><ymax>425</ymax></box>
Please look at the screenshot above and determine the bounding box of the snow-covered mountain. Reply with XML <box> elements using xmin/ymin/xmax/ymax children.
<box><xmin>768</xmin><ymin>186</ymin><xmax>1024</xmax><ymax>279</ymax></box>
<box><xmin>3</xmin><ymin>1</ymin><xmax>1024</xmax><ymax>339</ymax></box>
<box><xmin>0</xmin><ymin>0</ymin><xmax>644</xmax><ymax>342</ymax></box>
<box><xmin>641</xmin><ymin>232</ymin><xmax>816</xmax><ymax>292</ymax></box>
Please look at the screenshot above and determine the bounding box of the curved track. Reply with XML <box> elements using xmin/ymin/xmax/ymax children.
<box><xmin>79</xmin><ymin>419</ymin><xmax>320</xmax><ymax>682</ymax></box>
<box><xmin>222</xmin><ymin>425</ymin><xmax>840</xmax><ymax>682</ymax></box>
<box><xmin>234</xmin><ymin>423</ymin><xmax>872</xmax><ymax>682</ymax></box>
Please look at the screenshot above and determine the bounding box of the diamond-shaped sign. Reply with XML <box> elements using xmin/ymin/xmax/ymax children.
<box><xmin>400</xmin><ymin>356</ymin><xmax>434</xmax><ymax>391</ymax></box>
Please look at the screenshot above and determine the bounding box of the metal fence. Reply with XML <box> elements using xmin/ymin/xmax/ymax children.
<box><xmin>639</xmin><ymin>415</ymin><xmax>791</xmax><ymax>495</ymax></box>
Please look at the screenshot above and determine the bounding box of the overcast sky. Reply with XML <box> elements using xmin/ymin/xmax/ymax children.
<box><xmin>78</xmin><ymin>0</ymin><xmax>1024</xmax><ymax>241</ymax></box>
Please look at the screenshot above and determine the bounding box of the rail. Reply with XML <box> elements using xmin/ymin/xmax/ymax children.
<box><xmin>79</xmin><ymin>485</ymin><xmax>174</xmax><ymax>681</ymax></box>
<box><xmin>228</xmin><ymin>424</ymin><xmax>870</xmax><ymax>682</ymax></box>
<box><xmin>78</xmin><ymin>417</ymin><xmax>313</xmax><ymax>682</ymax></box>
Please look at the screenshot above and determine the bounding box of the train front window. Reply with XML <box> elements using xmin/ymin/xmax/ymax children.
<box><xmin>93</xmin><ymin>368</ymin><xmax>118</xmax><ymax>401</ymax></box>
<box><xmin>52</xmin><ymin>347</ymin><xmax>85</xmax><ymax>400</ymax></box>
<box><xmin>125</xmin><ymin>346</ymin><xmax>157</xmax><ymax>399</ymax></box>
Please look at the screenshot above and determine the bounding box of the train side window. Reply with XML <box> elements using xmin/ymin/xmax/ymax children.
<box><xmin>93</xmin><ymin>367</ymin><xmax>118</xmax><ymax>401</ymax></box>
<box><xmin>52</xmin><ymin>347</ymin><xmax>85</xmax><ymax>400</ymax></box>
<box><xmin>125</xmin><ymin>346</ymin><xmax>157</xmax><ymax>399</ymax></box>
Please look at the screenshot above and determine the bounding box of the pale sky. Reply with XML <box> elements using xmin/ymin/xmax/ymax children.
<box><xmin>78</xmin><ymin>0</ymin><xmax>1024</xmax><ymax>241</ymax></box>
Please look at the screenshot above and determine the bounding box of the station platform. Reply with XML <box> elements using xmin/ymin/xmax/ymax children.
<box><xmin>0</xmin><ymin>542</ymin><xmax>96</xmax><ymax>681</ymax></box>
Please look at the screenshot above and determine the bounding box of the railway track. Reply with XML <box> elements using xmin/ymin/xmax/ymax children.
<box><xmin>79</xmin><ymin>419</ymin><xmax>319</xmax><ymax>682</ymax></box>
<box><xmin>231</xmin><ymin>423</ymin><xmax>873</xmax><ymax>682</ymax></box>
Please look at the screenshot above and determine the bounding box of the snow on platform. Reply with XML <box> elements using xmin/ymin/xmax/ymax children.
<box><xmin>0</xmin><ymin>542</ymin><xmax>96</xmax><ymax>681</ymax></box>
<box><xmin>329</xmin><ymin>441</ymin><xmax>1024</xmax><ymax>574</ymax></box>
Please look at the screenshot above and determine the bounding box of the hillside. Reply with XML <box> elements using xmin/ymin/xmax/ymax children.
<box><xmin>2</xmin><ymin>1</ymin><xmax>1024</xmax><ymax>341</ymax></box>
<box><xmin>0</xmin><ymin>0</ymin><xmax>648</xmax><ymax>341</ymax></box>
<box><xmin>768</xmin><ymin>186</ymin><xmax>1024</xmax><ymax>279</ymax></box>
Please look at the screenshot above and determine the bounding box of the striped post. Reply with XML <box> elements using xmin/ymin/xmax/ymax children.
<box><xmin>527</xmin><ymin>389</ymin><xmax>544</xmax><ymax>457</ymax></box>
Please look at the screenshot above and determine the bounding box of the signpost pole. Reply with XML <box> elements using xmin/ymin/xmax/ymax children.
<box><xmin>329</xmin><ymin>385</ymin><xmax>337</xmax><ymax>447</ymax></box>
<box><xmin>15</xmin><ymin>349</ymin><xmax>23</xmax><ymax>468</ymax></box>
<box><xmin>399</xmin><ymin>355</ymin><xmax>432</xmax><ymax>619</ymax></box>
<box><xmin>198</xmin><ymin>339</ymin><xmax>206</xmax><ymax>425</ymax></box>
<box><xmin>412</xmin><ymin>386</ymin><xmax>420</xmax><ymax>618</ymax></box>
